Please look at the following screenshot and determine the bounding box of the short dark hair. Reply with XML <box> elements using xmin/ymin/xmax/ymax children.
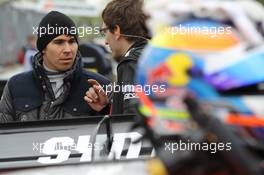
<box><xmin>102</xmin><ymin>0</ymin><xmax>150</xmax><ymax>42</ymax></box>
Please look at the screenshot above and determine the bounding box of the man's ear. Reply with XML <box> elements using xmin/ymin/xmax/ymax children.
<box><xmin>114</xmin><ymin>25</ymin><xmax>121</xmax><ymax>40</ymax></box>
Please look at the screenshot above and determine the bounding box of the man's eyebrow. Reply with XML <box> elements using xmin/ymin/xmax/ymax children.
<box><xmin>53</xmin><ymin>38</ymin><xmax>65</xmax><ymax>42</ymax></box>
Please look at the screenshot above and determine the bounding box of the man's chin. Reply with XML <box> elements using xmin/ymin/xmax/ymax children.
<box><xmin>112</xmin><ymin>55</ymin><xmax>122</xmax><ymax>63</ymax></box>
<box><xmin>57</xmin><ymin>65</ymin><xmax>73</xmax><ymax>72</ymax></box>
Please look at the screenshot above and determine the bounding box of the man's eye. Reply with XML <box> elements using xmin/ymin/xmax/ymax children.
<box><xmin>69</xmin><ymin>39</ymin><xmax>77</xmax><ymax>44</ymax></box>
<box><xmin>53</xmin><ymin>40</ymin><xmax>64</xmax><ymax>45</ymax></box>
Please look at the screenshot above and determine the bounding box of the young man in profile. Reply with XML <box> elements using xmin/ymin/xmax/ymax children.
<box><xmin>0</xmin><ymin>11</ymin><xmax>110</xmax><ymax>123</ymax></box>
<box><xmin>85</xmin><ymin>0</ymin><xmax>150</xmax><ymax>114</ymax></box>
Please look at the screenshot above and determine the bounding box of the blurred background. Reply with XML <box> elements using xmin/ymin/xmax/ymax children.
<box><xmin>0</xmin><ymin>0</ymin><xmax>110</xmax><ymax>65</ymax></box>
<box><xmin>0</xmin><ymin>0</ymin><xmax>264</xmax><ymax>67</ymax></box>
<box><xmin>0</xmin><ymin>0</ymin><xmax>263</xmax><ymax>70</ymax></box>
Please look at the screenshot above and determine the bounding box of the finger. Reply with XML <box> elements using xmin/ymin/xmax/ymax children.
<box><xmin>84</xmin><ymin>96</ymin><xmax>93</xmax><ymax>103</ymax></box>
<box><xmin>93</xmin><ymin>85</ymin><xmax>107</xmax><ymax>97</ymax></box>
<box><xmin>88</xmin><ymin>87</ymin><xmax>98</xmax><ymax>100</ymax></box>
<box><xmin>88</xmin><ymin>79</ymin><xmax>100</xmax><ymax>86</ymax></box>
<box><xmin>86</xmin><ymin>88</ymin><xmax>98</xmax><ymax>100</ymax></box>
<box><xmin>93</xmin><ymin>85</ymin><xmax>108</xmax><ymax>104</ymax></box>
<box><xmin>85</xmin><ymin>91</ymin><xmax>97</xmax><ymax>102</ymax></box>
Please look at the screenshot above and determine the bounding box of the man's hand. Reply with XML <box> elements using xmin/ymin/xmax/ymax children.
<box><xmin>84</xmin><ymin>79</ymin><xmax>109</xmax><ymax>112</ymax></box>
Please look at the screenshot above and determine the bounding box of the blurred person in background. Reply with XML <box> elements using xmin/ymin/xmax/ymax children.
<box><xmin>24</xmin><ymin>34</ymin><xmax>37</xmax><ymax>71</ymax></box>
<box><xmin>17</xmin><ymin>34</ymin><xmax>37</xmax><ymax>65</ymax></box>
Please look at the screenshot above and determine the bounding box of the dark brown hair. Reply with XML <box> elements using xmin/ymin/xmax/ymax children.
<box><xmin>102</xmin><ymin>0</ymin><xmax>150</xmax><ymax>42</ymax></box>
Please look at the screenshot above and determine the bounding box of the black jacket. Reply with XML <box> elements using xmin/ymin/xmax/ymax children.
<box><xmin>111</xmin><ymin>39</ymin><xmax>147</xmax><ymax>114</ymax></box>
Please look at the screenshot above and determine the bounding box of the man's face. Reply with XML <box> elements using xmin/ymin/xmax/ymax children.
<box><xmin>102</xmin><ymin>23</ymin><xmax>123</xmax><ymax>62</ymax></box>
<box><xmin>43</xmin><ymin>35</ymin><xmax>78</xmax><ymax>71</ymax></box>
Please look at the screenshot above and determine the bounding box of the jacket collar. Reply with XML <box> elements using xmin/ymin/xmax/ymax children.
<box><xmin>32</xmin><ymin>51</ymin><xmax>83</xmax><ymax>99</ymax></box>
<box><xmin>129</xmin><ymin>39</ymin><xmax>148</xmax><ymax>51</ymax></box>
<box><xmin>119</xmin><ymin>39</ymin><xmax>148</xmax><ymax>64</ymax></box>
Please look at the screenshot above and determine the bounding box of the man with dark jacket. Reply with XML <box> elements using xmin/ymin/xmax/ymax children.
<box><xmin>0</xmin><ymin>11</ymin><xmax>110</xmax><ymax>123</ymax></box>
<box><xmin>84</xmin><ymin>0</ymin><xmax>150</xmax><ymax>114</ymax></box>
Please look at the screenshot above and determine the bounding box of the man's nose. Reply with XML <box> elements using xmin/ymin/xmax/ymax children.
<box><xmin>63</xmin><ymin>42</ymin><xmax>72</xmax><ymax>52</ymax></box>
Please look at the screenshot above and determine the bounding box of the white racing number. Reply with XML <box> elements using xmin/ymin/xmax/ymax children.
<box><xmin>37</xmin><ymin>132</ymin><xmax>154</xmax><ymax>164</ymax></box>
<box><xmin>38</xmin><ymin>137</ymin><xmax>74</xmax><ymax>164</ymax></box>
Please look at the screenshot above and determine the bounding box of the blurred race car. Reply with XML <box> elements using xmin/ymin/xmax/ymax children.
<box><xmin>134</xmin><ymin>0</ymin><xmax>264</xmax><ymax>174</ymax></box>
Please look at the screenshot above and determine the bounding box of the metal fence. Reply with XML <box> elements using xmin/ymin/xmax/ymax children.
<box><xmin>0</xmin><ymin>3</ymin><xmax>43</xmax><ymax>65</ymax></box>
